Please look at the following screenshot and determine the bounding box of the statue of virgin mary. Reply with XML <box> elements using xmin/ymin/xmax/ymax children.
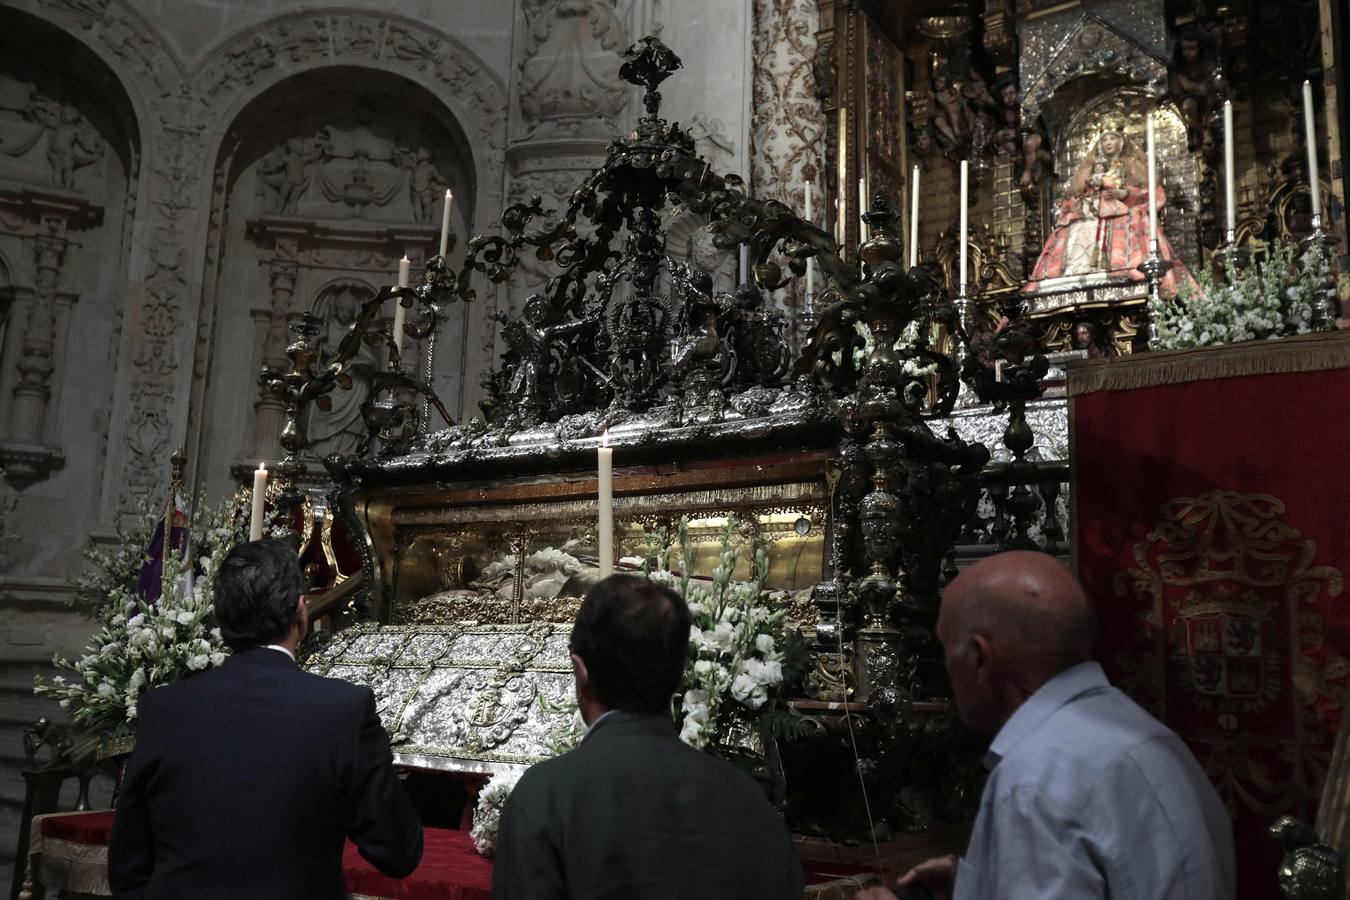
<box><xmin>1024</xmin><ymin>126</ymin><xmax>1196</xmax><ymax>296</ymax></box>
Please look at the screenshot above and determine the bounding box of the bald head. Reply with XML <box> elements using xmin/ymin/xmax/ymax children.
<box><xmin>941</xmin><ymin>551</ymin><xmax>1097</xmax><ymax>686</ymax></box>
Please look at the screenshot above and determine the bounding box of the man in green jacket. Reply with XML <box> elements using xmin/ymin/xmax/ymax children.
<box><xmin>490</xmin><ymin>574</ymin><xmax>803</xmax><ymax>900</ymax></box>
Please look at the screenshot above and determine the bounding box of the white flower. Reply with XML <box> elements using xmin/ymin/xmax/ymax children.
<box><xmin>97</xmin><ymin>681</ymin><xmax>115</xmax><ymax>698</ymax></box>
<box><xmin>754</xmin><ymin>633</ymin><xmax>776</xmax><ymax>654</ymax></box>
<box><xmin>176</xmin><ymin>610</ymin><xmax>195</xmax><ymax>625</ymax></box>
<box><xmin>209</xmin><ymin>652</ymin><xmax>226</xmax><ymax>667</ymax></box>
<box><xmin>730</xmin><ymin>673</ymin><xmax>768</xmax><ymax>709</ymax></box>
<box><xmin>186</xmin><ymin>654</ymin><xmax>210</xmax><ymax>671</ymax></box>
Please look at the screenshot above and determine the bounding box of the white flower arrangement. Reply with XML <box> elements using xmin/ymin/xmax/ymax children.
<box><xmin>470</xmin><ymin>769</ymin><xmax>524</xmax><ymax>857</ymax></box>
<box><xmin>1148</xmin><ymin>239</ymin><xmax>1338</xmax><ymax>350</ymax></box>
<box><xmin>34</xmin><ymin>490</ymin><xmax>252</xmax><ymax>741</ymax></box>
<box><xmin>640</xmin><ymin>522</ymin><xmax>796</xmax><ymax>750</ymax></box>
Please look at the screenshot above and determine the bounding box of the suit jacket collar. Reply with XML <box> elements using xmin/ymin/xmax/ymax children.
<box><xmin>582</xmin><ymin>710</ymin><xmax>677</xmax><ymax>744</ymax></box>
<box><xmin>224</xmin><ymin>645</ymin><xmax>299</xmax><ymax>669</ymax></box>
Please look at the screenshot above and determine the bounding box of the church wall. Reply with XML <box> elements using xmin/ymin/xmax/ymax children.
<box><xmin>0</xmin><ymin>0</ymin><xmax>767</xmax><ymax>886</ymax></box>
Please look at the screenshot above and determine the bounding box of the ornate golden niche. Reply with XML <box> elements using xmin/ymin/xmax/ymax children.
<box><xmin>353</xmin><ymin>455</ymin><xmax>831</xmax><ymax>631</ymax></box>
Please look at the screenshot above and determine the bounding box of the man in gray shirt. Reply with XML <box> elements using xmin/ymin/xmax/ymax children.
<box><xmin>861</xmin><ymin>551</ymin><xmax>1234</xmax><ymax>900</ymax></box>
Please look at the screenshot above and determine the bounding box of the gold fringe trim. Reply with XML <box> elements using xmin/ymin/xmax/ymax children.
<box><xmin>1067</xmin><ymin>330</ymin><xmax>1350</xmax><ymax>396</ymax></box>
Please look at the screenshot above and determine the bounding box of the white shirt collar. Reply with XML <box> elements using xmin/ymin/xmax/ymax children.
<box><xmin>263</xmin><ymin>644</ymin><xmax>296</xmax><ymax>662</ymax></box>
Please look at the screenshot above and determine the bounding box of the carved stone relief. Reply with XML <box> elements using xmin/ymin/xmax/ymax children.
<box><xmin>516</xmin><ymin>0</ymin><xmax>630</xmax><ymax>139</ymax></box>
<box><xmin>0</xmin><ymin>79</ymin><xmax>106</xmax><ymax>190</ymax></box>
<box><xmin>10</xmin><ymin>1</ymin><xmax>511</xmax><ymax>517</ymax></box>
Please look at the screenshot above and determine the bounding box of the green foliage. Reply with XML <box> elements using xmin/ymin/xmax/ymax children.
<box><xmin>1148</xmin><ymin>239</ymin><xmax>1337</xmax><ymax>349</ymax></box>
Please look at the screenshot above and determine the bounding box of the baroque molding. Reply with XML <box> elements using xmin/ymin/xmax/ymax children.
<box><xmin>11</xmin><ymin>1</ymin><xmax>511</xmax><ymax>515</ymax></box>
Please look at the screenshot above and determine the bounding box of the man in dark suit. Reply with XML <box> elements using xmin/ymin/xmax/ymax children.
<box><xmin>109</xmin><ymin>539</ymin><xmax>423</xmax><ymax>899</ymax></box>
<box><xmin>491</xmin><ymin>574</ymin><xmax>804</xmax><ymax>900</ymax></box>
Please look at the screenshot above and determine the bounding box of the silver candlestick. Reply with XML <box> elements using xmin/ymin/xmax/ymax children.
<box><xmin>953</xmin><ymin>286</ymin><xmax>979</xmax><ymax>408</ymax></box>
<box><xmin>1303</xmin><ymin>214</ymin><xmax>1340</xmax><ymax>330</ymax></box>
<box><xmin>1139</xmin><ymin>239</ymin><xmax>1173</xmax><ymax>348</ymax></box>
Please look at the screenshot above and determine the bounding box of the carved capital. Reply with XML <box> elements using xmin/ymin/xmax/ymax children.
<box><xmin>0</xmin><ymin>441</ymin><xmax>65</xmax><ymax>491</ymax></box>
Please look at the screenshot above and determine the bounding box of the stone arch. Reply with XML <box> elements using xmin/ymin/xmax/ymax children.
<box><xmin>182</xmin><ymin>13</ymin><xmax>510</xmax><ymax>496</ymax></box>
<box><xmin>189</xmin><ymin>60</ymin><xmax>489</xmax><ymax>498</ymax></box>
<box><xmin>0</xmin><ymin>5</ymin><xmax>145</xmax><ymax>493</ymax></box>
<box><xmin>188</xmin><ymin>11</ymin><xmax>507</xmax><ymax>239</ymax></box>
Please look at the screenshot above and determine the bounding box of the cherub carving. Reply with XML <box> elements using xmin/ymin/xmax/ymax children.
<box><xmin>257</xmin><ymin>129</ymin><xmax>332</xmax><ymax>215</ymax></box>
<box><xmin>30</xmin><ymin>99</ymin><xmax>104</xmax><ymax>189</ymax></box>
<box><xmin>1169</xmin><ymin>24</ymin><xmax>1230</xmax><ymax>154</ymax></box>
<box><xmin>497</xmin><ymin>295</ymin><xmax>588</xmax><ymax>425</ymax></box>
<box><xmin>395</xmin><ymin>146</ymin><xmax>449</xmax><ymax>225</ymax></box>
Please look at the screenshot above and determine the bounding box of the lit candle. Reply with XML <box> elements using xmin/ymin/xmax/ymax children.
<box><xmin>393</xmin><ymin>255</ymin><xmax>410</xmax><ymax>358</ymax></box>
<box><xmin>858</xmin><ymin>177</ymin><xmax>869</xmax><ymax>243</ymax></box>
<box><xmin>1146</xmin><ymin>113</ymin><xmax>1159</xmax><ymax>244</ymax></box>
<box><xmin>958</xmin><ymin>160</ymin><xmax>969</xmax><ymax>292</ymax></box>
<box><xmin>1303</xmin><ymin>80</ymin><xmax>1321</xmax><ymax>218</ymax></box>
<box><xmin>597</xmin><ymin>432</ymin><xmax>613</xmax><ymax>578</ymax></box>
<box><xmin>1223</xmin><ymin>101</ymin><xmax>1236</xmax><ymax>235</ymax></box>
<box><xmin>249</xmin><ymin>463</ymin><xmax>268</xmax><ymax>542</ymax></box>
<box><xmin>909</xmin><ymin>164</ymin><xmax>920</xmax><ymax>269</ymax></box>
<box><xmin>804</xmin><ymin>181</ymin><xmax>815</xmax><ymax>298</ymax></box>
<box><xmin>739</xmin><ymin>245</ymin><xmax>751</xmax><ymax>286</ymax></box>
<box><xmin>438</xmin><ymin>189</ymin><xmax>454</xmax><ymax>258</ymax></box>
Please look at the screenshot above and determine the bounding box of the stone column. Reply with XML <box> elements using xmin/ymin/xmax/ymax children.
<box><xmin>9</xmin><ymin>229</ymin><xmax>66</xmax><ymax>445</ymax></box>
<box><xmin>252</xmin><ymin>258</ymin><xmax>298</xmax><ymax>460</ymax></box>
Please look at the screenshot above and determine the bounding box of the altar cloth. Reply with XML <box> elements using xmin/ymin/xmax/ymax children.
<box><xmin>1070</xmin><ymin>330</ymin><xmax>1350</xmax><ymax>899</ymax></box>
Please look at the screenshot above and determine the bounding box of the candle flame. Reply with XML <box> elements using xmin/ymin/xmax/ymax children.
<box><xmin>601</xmin><ymin>428</ymin><xmax>610</xmax><ymax>448</ymax></box>
<box><xmin>445</xmin><ymin>188</ymin><xmax>453</xmax><ymax>199</ymax></box>
<box><xmin>258</xmin><ymin>461</ymin><xmax>266</xmax><ymax>472</ymax></box>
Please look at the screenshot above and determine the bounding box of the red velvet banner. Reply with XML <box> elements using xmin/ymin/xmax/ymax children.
<box><xmin>1071</xmin><ymin>334</ymin><xmax>1350</xmax><ymax>899</ymax></box>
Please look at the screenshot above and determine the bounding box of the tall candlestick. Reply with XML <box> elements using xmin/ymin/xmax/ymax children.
<box><xmin>1223</xmin><ymin>101</ymin><xmax>1236</xmax><ymax>235</ymax></box>
<box><xmin>597</xmin><ymin>433</ymin><xmax>613</xmax><ymax>578</ymax></box>
<box><xmin>909</xmin><ymin>164</ymin><xmax>921</xmax><ymax>268</ymax></box>
<box><xmin>439</xmin><ymin>189</ymin><xmax>454</xmax><ymax>258</ymax></box>
<box><xmin>858</xmin><ymin>177</ymin><xmax>869</xmax><ymax>243</ymax></box>
<box><xmin>1303</xmin><ymin>80</ymin><xmax>1321</xmax><ymax>218</ymax></box>
<box><xmin>1146</xmin><ymin>114</ymin><xmax>1159</xmax><ymax>243</ymax></box>
<box><xmin>249</xmin><ymin>463</ymin><xmax>268</xmax><ymax>542</ymax></box>
<box><xmin>393</xmin><ymin>255</ymin><xmax>410</xmax><ymax>358</ymax></box>
<box><xmin>804</xmin><ymin>181</ymin><xmax>815</xmax><ymax>298</ymax></box>
<box><xmin>739</xmin><ymin>245</ymin><xmax>751</xmax><ymax>286</ymax></box>
<box><xmin>958</xmin><ymin>160</ymin><xmax>969</xmax><ymax>291</ymax></box>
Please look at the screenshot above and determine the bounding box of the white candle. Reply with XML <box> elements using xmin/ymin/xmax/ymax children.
<box><xmin>597</xmin><ymin>432</ymin><xmax>613</xmax><ymax>578</ymax></box>
<box><xmin>1146</xmin><ymin>114</ymin><xmax>1159</xmax><ymax>243</ymax></box>
<box><xmin>804</xmin><ymin>181</ymin><xmax>815</xmax><ymax>298</ymax></box>
<box><xmin>909</xmin><ymin>164</ymin><xmax>921</xmax><ymax>268</ymax></box>
<box><xmin>958</xmin><ymin>160</ymin><xmax>969</xmax><ymax>291</ymax></box>
<box><xmin>393</xmin><ymin>255</ymin><xmax>410</xmax><ymax>358</ymax></box>
<box><xmin>739</xmin><ymin>245</ymin><xmax>751</xmax><ymax>286</ymax></box>
<box><xmin>438</xmin><ymin>189</ymin><xmax>454</xmax><ymax>258</ymax></box>
<box><xmin>1304</xmin><ymin>80</ymin><xmax>1321</xmax><ymax>218</ymax></box>
<box><xmin>858</xmin><ymin>177</ymin><xmax>869</xmax><ymax>243</ymax></box>
<box><xmin>1223</xmin><ymin>101</ymin><xmax>1236</xmax><ymax>234</ymax></box>
<box><xmin>249</xmin><ymin>463</ymin><xmax>268</xmax><ymax>542</ymax></box>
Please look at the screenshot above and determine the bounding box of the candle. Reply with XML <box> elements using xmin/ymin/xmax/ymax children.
<box><xmin>1146</xmin><ymin>114</ymin><xmax>1159</xmax><ymax>244</ymax></box>
<box><xmin>958</xmin><ymin>160</ymin><xmax>969</xmax><ymax>292</ymax></box>
<box><xmin>909</xmin><ymin>164</ymin><xmax>920</xmax><ymax>268</ymax></box>
<box><xmin>739</xmin><ymin>245</ymin><xmax>751</xmax><ymax>286</ymax></box>
<box><xmin>393</xmin><ymin>255</ymin><xmax>410</xmax><ymax>358</ymax></box>
<box><xmin>804</xmin><ymin>181</ymin><xmax>815</xmax><ymax>298</ymax></box>
<box><xmin>597</xmin><ymin>432</ymin><xmax>613</xmax><ymax>578</ymax></box>
<box><xmin>438</xmin><ymin>188</ymin><xmax>454</xmax><ymax>258</ymax></box>
<box><xmin>1223</xmin><ymin>101</ymin><xmax>1236</xmax><ymax>234</ymax></box>
<box><xmin>249</xmin><ymin>463</ymin><xmax>268</xmax><ymax>542</ymax></box>
<box><xmin>1303</xmin><ymin>80</ymin><xmax>1321</xmax><ymax>218</ymax></box>
<box><xmin>858</xmin><ymin>177</ymin><xmax>869</xmax><ymax>243</ymax></box>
